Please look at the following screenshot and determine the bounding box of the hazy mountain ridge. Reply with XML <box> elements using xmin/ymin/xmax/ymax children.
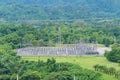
<box><xmin>0</xmin><ymin>0</ymin><xmax>120</xmax><ymax>22</ymax></box>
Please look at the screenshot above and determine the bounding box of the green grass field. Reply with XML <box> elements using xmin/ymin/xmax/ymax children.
<box><xmin>22</xmin><ymin>56</ymin><xmax>119</xmax><ymax>80</ymax></box>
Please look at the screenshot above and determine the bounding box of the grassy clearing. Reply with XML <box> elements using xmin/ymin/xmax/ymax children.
<box><xmin>22</xmin><ymin>56</ymin><xmax>119</xmax><ymax>80</ymax></box>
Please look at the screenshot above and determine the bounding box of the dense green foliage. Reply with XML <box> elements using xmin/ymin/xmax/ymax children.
<box><xmin>0</xmin><ymin>0</ymin><xmax>120</xmax><ymax>22</ymax></box>
<box><xmin>20</xmin><ymin>71</ymin><xmax>42</xmax><ymax>80</ymax></box>
<box><xmin>0</xmin><ymin>22</ymin><xmax>119</xmax><ymax>79</ymax></box>
<box><xmin>0</xmin><ymin>1</ymin><xmax>120</xmax><ymax>80</ymax></box>
<box><xmin>105</xmin><ymin>44</ymin><xmax>120</xmax><ymax>62</ymax></box>
<box><xmin>0</xmin><ymin>44</ymin><xmax>102</xmax><ymax>80</ymax></box>
<box><xmin>0</xmin><ymin>22</ymin><xmax>120</xmax><ymax>48</ymax></box>
<box><xmin>93</xmin><ymin>64</ymin><xmax>120</xmax><ymax>79</ymax></box>
<box><xmin>94</xmin><ymin>64</ymin><xmax>116</xmax><ymax>75</ymax></box>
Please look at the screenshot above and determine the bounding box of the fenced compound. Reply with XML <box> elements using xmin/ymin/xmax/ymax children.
<box><xmin>16</xmin><ymin>42</ymin><xmax>99</xmax><ymax>56</ymax></box>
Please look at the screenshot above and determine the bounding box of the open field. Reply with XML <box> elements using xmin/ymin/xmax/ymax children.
<box><xmin>22</xmin><ymin>56</ymin><xmax>119</xmax><ymax>80</ymax></box>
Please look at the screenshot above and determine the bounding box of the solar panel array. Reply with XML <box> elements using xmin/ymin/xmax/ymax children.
<box><xmin>16</xmin><ymin>43</ymin><xmax>98</xmax><ymax>56</ymax></box>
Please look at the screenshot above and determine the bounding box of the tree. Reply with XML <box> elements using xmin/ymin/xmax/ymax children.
<box><xmin>2</xmin><ymin>33</ymin><xmax>21</xmax><ymax>48</ymax></box>
<box><xmin>115</xmin><ymin>71</ymin><xmax>120</xmax><ymax>79</ymax></box>
<box><xmin>43</xmin><ymin>72</ymin><xmax>73</xmax><ymax>80</ymax></box>
<box><xmin>38</xmin><ymin>39</ymin><xmax>45</xmax><ymax>46</ymax></box>
<box><xmin>24</xmin><ymin>34</ymin><xmax>35</xmax><ymax>46</ymax></box>
<box><xmin>46</xmin><ymin>58</ymin><xmax>57</xmax><ymax>72</ymax></box>
<box><xmin>111</xmin><ymin>43</ymin><xmax>120</xmax><ymax>49</ymax></box>
<box><xmin>32</xmin><ymin>40</ymin><xmax>39</xmax><ymax>46</ymax></box>
<box><xmin>20</xmin><ymin>71</ymin><xmax>41</xmax><ymax>80</ymax></box>
<box><xmin>102</xmin><ymin>37</ymin><xmax>113</xmax><ymax>47</ymax></box>
<box><xmin>109</xmin><ymin>67</ymin><xmax>116</xmax><ymax>75</ymax></box>
<box><xmin>93</xmin><ymin>64</ymin><xmax>99</xmax><ymax>71</ymax></box>
<box><xmin>105</xmin><ymin>47</ymin><xmax>120</xmax><ymax>62</ymax></box>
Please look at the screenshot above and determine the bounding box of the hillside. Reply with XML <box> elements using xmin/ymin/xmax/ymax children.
<box><xmin>22</xmin><ymin>56</ymin><xmax>119</xmax><ymax>80</ymax></box>
<box><xmin>1</xmin><ymin>1</ymin><xmax>120</xmax><ymax>80</ymax></box>
<box><xmin>0</xmin><ymin>0</ymin><xmax>120</xmax><ymax>22</ymax></box>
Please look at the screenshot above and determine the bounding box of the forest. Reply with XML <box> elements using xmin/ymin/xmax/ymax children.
<box><xmin>0</xmin><ymin>45</ymin><xmax>102</xmax><ymax>80</ymax></box>
<box><xmin>0</xmin><ymin>0</ymin><xmax>120</xmax><ymax>80</ymax></box>
<box><xmin>0</xmin><ymin>21</ymin><xmax>120</xmax><ymax>79</ymax></box>
<box><xmin>0</xmin><ymin>20</ymin><xmax>120</xmax><ymax>49</ymax></box>
<box><xmin>0</xmin><ymin>0</ymin><xmax>120</xmax><ymax>22</ymax></box>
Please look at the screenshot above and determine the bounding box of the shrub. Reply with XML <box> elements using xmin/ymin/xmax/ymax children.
<box><xmin>106</xmin><ymin>47</ymin><xmax>120</xmax><ymax>62</ymax></box>
<box><xmin>20</xmin><ymin>71</ymin><xmax>41</xmax><ymax>80</ymax></box>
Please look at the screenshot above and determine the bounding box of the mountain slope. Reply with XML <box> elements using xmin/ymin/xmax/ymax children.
<box><xmin>0</xmin><ymin>0</ymin><xmax>120</xmax><ymax>22</ymax></box>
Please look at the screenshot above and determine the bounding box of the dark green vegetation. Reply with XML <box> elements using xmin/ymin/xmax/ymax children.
<box><xmin>0</xmin><ymin>0</ymin><xmax>120</xmax><ymax>22</ymax></box>
<box><xmin>93</xmin><ymin>64</ymin><xmax>120</xmax><ymax>79</ymax></box>
<box><xmin>0</xmin><ymin>21</ymin><xmax>120</xmax><ymax>80</ymax></box>
<box><xmin>0</xmin><ymin>44</ymin><xmax>103</xmax><ymax>80</ymax></box>
<box><xmin>105</xmin><ymin>44</ymin><xmax>120</xmax><ymax>63</ymax></box>
<box><xmin>0</xmin><ymin>22</ymin><xmax>120</xmax><ymax>49</ymax></box>
<box><xmin>0</xmin><ymin>0</ymin><xmax>120</xmax><ymax>80</ymax></box>
<box><xmin>22</xmin><ymin>56</ymin><xmax>120</xmax><ymax>80</ymax></box>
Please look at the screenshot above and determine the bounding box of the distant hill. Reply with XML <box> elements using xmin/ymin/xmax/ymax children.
<box><xmin>0</xmin><ymin>0</ymin><xmax>120</xmax><ymax>22</ymax></box>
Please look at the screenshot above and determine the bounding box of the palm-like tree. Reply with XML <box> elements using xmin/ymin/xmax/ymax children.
<box><xmin>93</xmin><ymin>64</ymin><xmax>99</xmax><ymax>71</ymax></box>
<box><xmin>109</xmin><ymin>67</ymin><xmax>116</xmax><ymax>75</ymax></box>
